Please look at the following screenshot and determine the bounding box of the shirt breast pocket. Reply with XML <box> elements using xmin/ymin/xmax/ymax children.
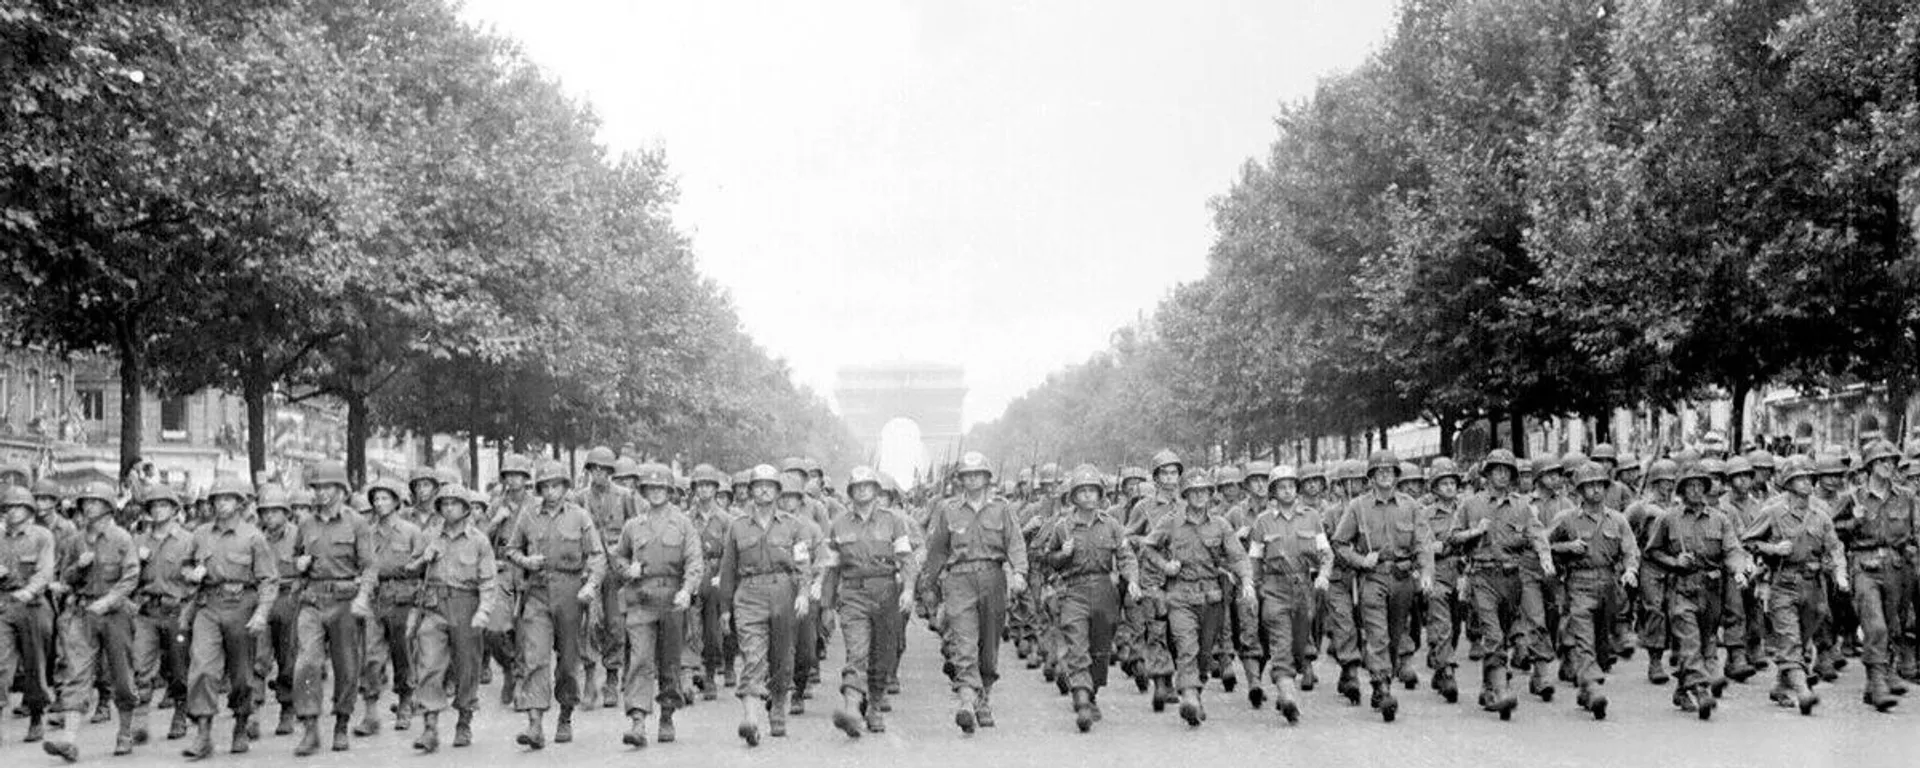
<box><xmin>554</xmin><ymin>529</ymin><xmax>585</xmax><ymax>570</ymax></box>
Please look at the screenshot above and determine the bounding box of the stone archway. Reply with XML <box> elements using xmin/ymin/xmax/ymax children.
<box><xmin>834</xmin><ymin>363</ymin><xmax>966</xmax><ymax>485</ymax></box>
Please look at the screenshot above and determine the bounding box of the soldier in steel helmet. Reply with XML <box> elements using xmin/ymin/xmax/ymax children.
<box><xmin>38</xmin><ymin>480</ymin><xmax>137</xmax><ymax>761</ymax></box>
<box><xmin>1829</xmin><ymin>438</ymin><xmax>1915</xmax><ymax>711</ymax></box>
<box><xmin>717</xmin><ymin>467</ymin><xmax>812</xmax><ymax>745</ymax></box>
<box><xmin>1450</xmin><ymin>449</ymin><xmax>1553</xmax><ymax>720</ymax></box>
<box><xmin>1138</xmin><ymin>469</ymin><xmax>1252</xmax><ymax>728</ymax></box>
<box><xmin>1331</xmin><ymin>450</ymin><xmax>1434</xmax><ymax>722</ymax></box>
<box><xmin>251</xmin><ymin>487</ymin><xmax>301</xmax><ymax>738</ymax></box>
<box><xmin>610</xmin><ymin>461</ymin><xmax>702</xmax><ymax>748</ymax></box>
<box><xmin>405</xmin><ymin>483</ymin><xmax>498</xmax><ymax>752</ymax></box>
<box><xmin>923</xmin><ymin>451</ymin><xmax>1028</xmax><ymax>734</ymax></box>
<box><xmin>1548</xmin><ymin>463</ymin><xmax>1640</xmax><ymax>720</ymax></box>
<box><xmin>1628</xmin><ymin>458</ymin><xmax>1680</xmax><ymax>684</ymax></box>
<box><xmin>1740</xmin><ymin>455</ymin><xmax>1845</xmax><ymax>715</ymax></box>
<box><xmin>2</xmin><ymin>485</ymin><xmax>57</xmax><ymax>747</ymax></box>
<box><xmin>1032</xmin><ymin>464</ymin><xmax>1138</xmax><ymax>733</ymax></box>
<box><xmin>353</xmin><ymin>476</ymin><xmax>425</xmax><ymax>738</ymax></box>
<box><xmin>815</xmin><ymin>466</ymin><xmax>919</xmax><ymax>737</ymax></box>
<box><xmin>1419</xmin><ymin>457</ymin><xmax>1468</xmax><ymax>703</ymax></box>
<box><xmin>1642</xmin><ymin>462</ymin><xmax>1752</xmax><ymax>719</ymax></box>
<box><xmin>502</xmin><ymin>460</ymin><xmax>605</xmax><ymax>748</ymax></box>
<box><xmin>684</xmin><ymin>465</ymin><xmax>736</xmax><ymax>699</ymax></box>
<box><xmin>1247</xmin><ymin>464</ymin><xmax>1331</xmax><ymax>724</ymax></box>
<box><xmin>575</xmin><ymin>446</ymin><xmax>630</xmax><ymax>710</ymax></box>
<box><xmin>175</xmin><ymin>476</ymin><xmax>278</xmax><ymax>760</ymax></box>
<box><xmin>288</xmin><ymin>461</ymin><xmax>377</xmax><ymax>755</ymax></box>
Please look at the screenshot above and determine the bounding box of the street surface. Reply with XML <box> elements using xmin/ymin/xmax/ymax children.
<box><xmin>12</xmin><ymin>625</ymin><xmax>1919</xmax><ymax>768</ymax></box>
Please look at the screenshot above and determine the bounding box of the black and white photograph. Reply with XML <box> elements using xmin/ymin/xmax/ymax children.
<box><xmin>4</xmin><ymin>1</ymin><xmax>1920</xmax><ymax>766</ymax></box>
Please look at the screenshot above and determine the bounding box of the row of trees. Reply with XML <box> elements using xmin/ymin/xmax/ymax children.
<box><xmin>971</xmin><ymin>0</ymin><xmax>1920</xmax><ymax>466</ymax></box>
<box><xmin>2</xmin><ymin>0</ymin><xmax>857</xmax><ymax>482</ymax></box>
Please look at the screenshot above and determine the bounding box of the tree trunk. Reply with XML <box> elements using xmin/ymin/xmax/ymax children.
<box><xmin>242</xmin><ymin>363</ymin><xmax>269</xmax><ymax>484</ymax></box>
<box><xmin>346</xmin><ymin>390</ymin><xmax>367</xmax><ymax>487</ymax></box>
<box><xmin>1343</xmin><ymin>432</ymin><xmax>1355</xmax><ymax>459</ymax></box>
<box><xmin>1650</xmin><ymin>408</ymin><xmax>1663</xmax><ymax>456</ymax></box>
<box><xmin>1308</xmin><ymin>439</ymin><xmax>1318</xmax><ymax>463</ymax></box>
<box><xmin>1889</xmin><ymin>376</ymin><xmax>1916</xmax><ymax>447</ymax></box>
<box><xmin>1378</xmin><ymin>425</ymin><xmax>1390</xmax><ymax>451</ymax></box>
<box><xmin>1439</xmin><ymin>416</ymin><xmax>1456</xmax><ymax>457</ymax></box>
<box><xmin>116</xmin><ymin>337</ymin><xmax>144</xmax><ymax>477</ymax></box>
<box><xmin>1729</xmin><ymin>380</ymin><xmax>1750</xmax><ymax>454</ymax></box>
<box><xmin>468</xmin><ymin>432</ymin><xmax>481</xmax><ymax>488</ymax></box>
<box><xmin>1509</xmin><ymin>412</ymin><xmax>1526</xmax><ymax>458</ymax></box>
<box><xmin>419</xmin><ymin>433</ymin><xmax>434</xmax><ymax>466</ymax></box>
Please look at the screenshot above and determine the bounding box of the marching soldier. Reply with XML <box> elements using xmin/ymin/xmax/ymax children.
<box><xmin>1548</xmin><ymin>463</ymin><xmax>1639</xmax><ymax>720</ymax></box>
<box><xmin>685</xmin><ymin>465</ymin><xmax>735</xmax><ymax>699</ymax></box>
<box><xmin>923</xmin><ymin>451</ymin><xmax>1028</xmax><ymax>733</ymax></box>
<box><xmin>1628</xmin><ymin>459</ymin><xmax>1679</xmax><ymax>684</ymax></box>
<box><xmin>1643</xmin><ymin>462</ymin><xmax>1751</xmax><ymax>719</ymax></box>
<box><xmin>1831</xmin><ymin>438</ymin><xmax>1915</xmax><ymax>711</ymax></box>
<box><xmin>1222</xmin><ymin>462</ymin><xmax>1268</xmax><ymax>702</ymax></box>
<box><xmin>41</xmin><ymin>481</ymin><xmax>139</xmax><ymax>761</ymax></box>
<box><xmin>1032</xmin><ymin>465</ymin><xmax>1137</xmax><ymax>732</ymax></box>
<box><xmin>718</xmin><ymin>466</ymin><xmax>812</xmax><ymax>745</ymax></box>
<box><xmin>1</xmin><ymin>486</ymin><xmax>56</xmax><ymax>747</ymax></box>
<box><xmin>408</xmin><ymin>484</ymin><xmax>497</xmax><ymax>752</ymax></box>
<box><xmin>1718</xmin><ymin>457</ymin><xmax>1764</xmax><ymax>683</ymax></box>
<box><xmin>1421</xmin><ymin>458</ymin><xmax>1467</xmax><ymax>703</ymax></box>
<box><xmin>129</xmin><ymin>486</ymin><xmax>194</xmax><ymax>744</ymax></box>
<box><xmin>1296</xmin><ymin>462</ymin><xmax>1331</xmax><ymax>690</ymax></box>
<box><xmin>1138</xmin><ymin>471</ymin><xmax>1253</xmax><ymax>728</ymax></box>
<box><xmin>406</xmin><ymin>467</ymin><xmax>443</xmax><ymax>526</ymax></box>
<box><xmin>178</xmin><ymin>476</ymin><xmax>279</xmax><ymax>759</ymax></box>
<box><xmin>1330</xmin><ymin>450</ymin><xmax>1434</xmax><ymax>722</ymax></box>
<box><xmin>290</xmin><ymin>461</ymin><xmax>378</xmax><ymax>756</ymax></box>
<box><xmin>357</xmin><ymin>476</ymin><xmax>425</xmax><ymax>736</ymax></box>
<box><xmin>817</xmin><ymin>466</ymin><xmax>919</xmax><ymax>737</ymax></box>
<box><xmin>1323</xmin><ymin>459</ymin><xmax>1368</xmax><ymax>704</ymax></box>
<box><xmin>1248</xmin><ymin>464</ymin><xmax>1331</xmax><ymax>724</ymax></box>
<box><xmin>576</xmin><ymin>446</ymin><xmax>630</xmax><ymax>710</ymax></box>
<box><xmin>252</xmin><ymin>488</ymin><xmax>300</xmax><ymax>737</ymax></box>
<box><xmin>1123</xmin><ymin>450</ymin><xmax>1183</xmax><ymax>709</ymax></box>
<box><xmin>504</xmin><ymin>460</ymin><xmax>605</xmax><ymax>749</ymax></box>
<box><xmin>610</xmin><ymin>462</ymin><xmax>701</xmax><ymax>748</ymax></box>
<box><xmin>1451</xmin><ymin>449</ymin><xmax>1553</xmax><ymax>720</ymax></box>
<box><xmin>1742</xmin><ymin>455</ymin><xmax>1845</xmax><ymax>715</ymax></box>
<box><xmin>485</xmin><ymin>456</ymin><xmax>538</xmax><ymax>705</ymax></box>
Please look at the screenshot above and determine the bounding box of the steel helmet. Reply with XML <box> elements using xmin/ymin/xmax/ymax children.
<box><xmin>1590</xmin><ymin>443</ymin><xmax>1619</xmax><ymax>463</ymax></box>
<box><xmin>1036</xmin><ymin>463</ymin><xmax>1062</xmax><ymax>485</ymax></box>
<box><xmin>1483</xmin><ymin>449</ymin><xmax>1519</xmax><ymax>473</ymax></box>
<box><xmin>1150</xmin><ymin>449</ymin><xmax>1183</xmax><ymax>473</ymax></box>
<box><xmin>1863</xmin><ymin>439</ymin><xmax>1901</xmax><ymax>466</ymax></box>
<box><xmin>1616</xmin><ymin>453</ymin><xmax>1640</xmax><ymax>474</ymax></box>
<box><xmin>1779</xmin><ymin>455</ymin><xmax>1818</xmax><ymax>485</ymax></box>
<box><xmin>1572</xmin><ymin>462</ymin><xmax>1611</xmax><ymax>489</ymax></box>
<box><xmin>748</xmin><ymin>464</ymin><xmax>781</xmax><ymax>487</ymax></box>
<box><xmin>409</xmin><ymin>465</ymin><xmax>443</xmax><ymax>487</ymax></box>
<box><xmin>732</xmin><ymin>469</ymin><xmax>751</xmax><ymax>490</ymax></box>
<box><xmin>1646</xmin><ymin>458</ymin><xmax>1680</xmax><ymax>483</ymax></box>
<box><xmin>878</xmin><ymin>472</ymin><xmax>900</xmax><ymax>495</ymax></box>
<box><xmin>845</xmin><ymin>466</ymin><xmax>883</xmax><ymax>492</ymax></box>
<box><xmin>500</xmin><ymin>455</ymin><xmax>535</xmax><ymax>480</ymax></box>
<box><xmin>690</xmin><ymin>464</ymin><xmax>725</xmax><ymax>488</ymax></box>
<box><xmin>1562</xmin><ymin>452</ymin><xmax>1590</xmax><ymax>472</ymax></box>
<box><xmin>1243</xmin><ymin>461</ymin><xmax>1272</xmax><ymax>481</ymax></box>
<box><xmin>778</xmin><ymin>476</ymin><xmax>805</xmax><ymax>496</ymax></box>
<box><xmin>1723</xmin><ymin>457</ymin><xmax>1754</xmax><ymax>477</ymax></box>
<box><xmin>29</xmin><ymin>479</ymin><xmax>63</xmax><ymax>500</ymax></box>
<box><xmin>1214</xmin><ymin>466</ymin><xmax>1244</xmax><ymax>488</ymax></box>
<box><xmin>1297</xmin><ymin>463</ymin><xmax>1325</xmax><ymax>483</ymax></box>
<box><xmin>1427</xmin><ymin>457</ymin><xmax>1462</xmax><ymax>484</ymax></box>
<box><xmin>1745</xmin><ymin>449</ymin><xmax>1777</xmax><ymax>471</ymax></box>
<box><xmin>349</xmin><ymin>493</ymin><xmax>372</xmax><ymax>515</ymax></box>
<box><xmin>288</xmin><ymin>487</ymin><xmax>315</xmax><ymax>508</ymax></box>
<box><xmin>1699</xmin><ymin>458</ymin><xmax>1727</xmax><ymax>479</ymax></box>
<box><xmin>1677</xmin><ymin>462</ymin><xmax>1712</xmax><ymax>488</ymax></box>
<box><xmin>1267</xmin><ymin>464</ymin><xmax>1299</xmax><ymax>492</ymax></box>
<box><xmin>1344</xmin><ymin>458</ymin><xmax>1370</xmax><ymax>480</ymax></box>
<box><xmin>1367</xmin><ymin>449</ymin><xmax>1401</xmax><ymax>472</ymax></box>
<box><xmin>1814</xmin><ymin>452</ymin><xmax>1848</xmax><ymax>476</ymax></box>
<box><xmin>583</xmin><ymin>446</ymin><xmax>618</xmax><ymax>472</ymax></box>
<box><xmin>779</xmin><ymin>457</ymin><xmax>808</xmax><ymax>475</ymax></box>
<box><xmin>1120</xmin><ymin>466</ymin><xmax>1149</xmax><ymax>484</ymax></box>
<box><xmin>467</xmin><ymin>487</ymin><xmax>491</xmax><ymax>507</ymax></box>
<box><xmin>533</xmin><ymin>460</ymin><xmax>571</xmax><ymax>489</ymax></box>
<box><xmin>207</xmin><ymin>475</ymin><xmax>252</xmax><ymax>502</ymax></box>
<box><xmin>143</xmin><ymin>485</ymin><xmax>182</xmax><ymax>508</ymax></box>
<box><xmin>1180</xmin><ymin>471</ymin><xmax>1213</xmax><ymax>496</ymax></box>
<box><xmin>635</xmin><ymin>462</ymin><xmax>674</xmax><ymax>490</ymax></box>
<box><xmin>1673</xmin><ymin>447</ymin><xmax>1703</xmax><ymax>464</ymax></box>
<box><xmin>612</xmin><ymin>458</ymin><xmax>642</xmax><ymax>482</ymax></box>
<box><xmin>1396</xmin><ymin>462</ymin><xmax>1423</xmax><ymax>481</ymax></box>
<box><xmin>1516</xmin><ymin>458</ymin><xmax>1535</xmax><ymax>476</ymax></box>
<box><xmin>365</xmin><ymin>475</ymin><xmax>405</xmax><ymax>504</ymax></box>
<box><xmin>0</xmin><ymin>486</ymin><xmax>34</xmax><ymax>511</ymax></box>
<box><xmin>73</xmin><ymin>481</ymin><xmax>116</xmax><ymax>505</ymax></box>
<box><xmin>308</xmin><ymin>461</ymin><xmax>350</xmax><ymax>490</ymax></box>
<box><xmin>956</xmin><ymin>451</ymin><xmax>993</xmax><ymax>478</ymax></box>
<box><xmin>435</xmin><ymin>483</ymin><xmax>472</xmax><ymax>511</ymax></box>
<box><xmin>255</xmin><ymin>485</ymin><xmax>292</xmax><ymax>512</ymax></box>
<box><xmin>1068</xmin><ymin>464</ymin><xmax>1104</xmax><ymax>495</ymax></box>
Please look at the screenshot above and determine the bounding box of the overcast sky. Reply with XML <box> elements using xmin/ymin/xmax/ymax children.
<box><xmin>459</xmin><ymin>0</ymin><xmax>1398</xmax><ymax>429</ymax></box>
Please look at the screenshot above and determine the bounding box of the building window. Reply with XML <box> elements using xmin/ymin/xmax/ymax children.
<box><xmin>160</xmin><ymin>396</ymin><xmax>188</xmax><ymax>440</ymax></box>
<box><xmin>26</xmin><ymin>369</ymin><xmax>40</xmax><ymax>417</ymax></box>
<box><xmin>78</xmin><ymin>388</ymin><xmax>105</xmax><ymax>421</ymax></box>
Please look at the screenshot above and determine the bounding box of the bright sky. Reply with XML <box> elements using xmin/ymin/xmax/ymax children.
<box><xmin>459</xmin><ymin>0</ymin><xmax>1398</xmax><ymax>430</ymax></box>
